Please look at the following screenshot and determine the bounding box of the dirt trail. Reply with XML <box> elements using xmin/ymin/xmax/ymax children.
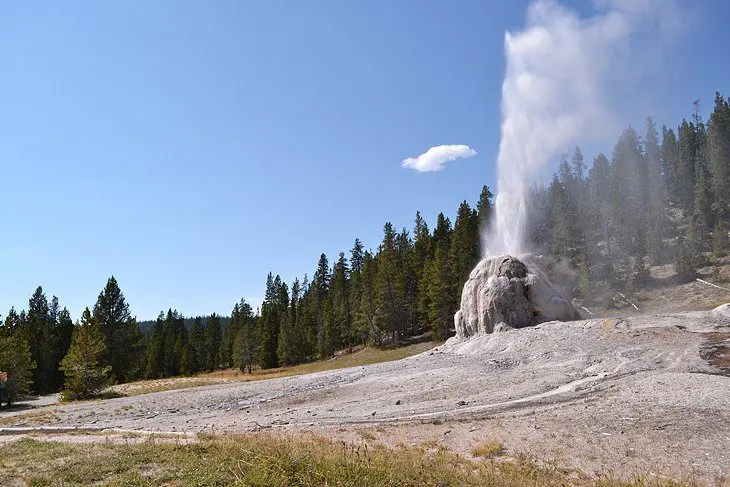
<box><xmin>2</xmin><ymin>308</ymin><xmax>729</xmax><ymax>485</ymax></box>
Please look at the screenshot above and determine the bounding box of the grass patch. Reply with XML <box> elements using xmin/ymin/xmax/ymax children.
<box><xmin>204</xmin><ymin>341</ymin><xmax>439</xmax><ymax>382</ymax></box>
<box><xmin>0</xmin><ymin>411</ymin><xmax>59</xmax><ymax>427</ymax></box>
<box><xmin>472</xmin><ymin>441</ymin><xmax>505</xmax><ymax>459</ymax></box>
<box><xmin>59</xmin><ymin>390</ymin><xmax>125</xmax><ymax>403</ymax></box>
<box><xmin>113</xmin><ymin>379</ymin><xmax>223</xmax><ymax>397</ymax></box>
<box><xmin>356</xmin><ymin>428</ymin><xmax>376</xmax><ymax>441</ymax></box>
<box><xmin>0</xmin><ymin>434</ymin><xmax>687</xmax><ymax>486</ymax></box>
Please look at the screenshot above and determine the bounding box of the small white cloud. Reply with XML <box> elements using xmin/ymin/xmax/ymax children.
<box><xmin>402</xmin><ymin>144</ymin><xmax>477</xmax><ymax>172</ymax></box>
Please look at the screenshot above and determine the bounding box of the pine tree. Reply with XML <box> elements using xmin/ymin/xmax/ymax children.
<box><xmin>645</xmin><ymin>117</ymin><xmax>664</xmax><ymax>212</ymax></box>
<box><xmin>312</xmin><ymin>255</ymin><xmax>330</xmax><ymax>357</ymax></box>
<box><xmin>548</xmin><ymin>175</ymin><xmax>579</xmax><ymax>256</ymax></box>
<box><xmin>144</xmin><ymin>312</ymin><xmax>165</xmax><ymax>379</ymax></box>
<box><xmin>476</xmin><ymin>185</ymin><xmax>494</xmax><ymax>234</ymax></box>
<box><xmin>232</xmin><ymin>299</ymin><xmax>256</xmax><ymax>373</ymax></box>
<box><xmin>572</xmin><ymin>146</ymin><xmax>586</xmax><ymax>183</ymax></box>
<box><xmin>326</xmin><ymin>252</ymin><xmax>350</xmax><ymax>354</ymax></box>
<box><xmin>93</xmin><ymin>276</ymin><xmax>143</xmax><ymax>382</ymax></box>
<box><xmin>450</xmin><ymin>201</ymin><xmax>479</xmax><ymax>292</ymax></box>
<box><xmin>356</xmin><ymin>251</ymin><xmax>378</xmax><ymax>344</ymax></box>
<box><xmin>375</xmin><ymin>223</ymin><xmax>404</xmax><ymax>344</ymax></box>
<box><xmin>53</xmin><ymin>306</ymin><xmax>75</xmax><ymax>391</ymax></box>
<box><xmin>709</xmin><ymin>92</ymin><xmax>730</xmax><ymax>217</ymax></box>
<box><xmin>424</xmin><ymin>244</ymin><xmax>457</xmax><ymax>341</ymax></box>
<box><xmin>661</xmin><ymin>125</ymin><xmax>680</xmax><ymax>203</ymax></box>
<box><xmin>232</xmin><ymin>329</ymin><xmax>249</xmax><ymax>373</ymax></box>
<box><xmin>632</xmin><ymin>255</ymin><xmax>651</xmax><ymax>289</ymax></box>
<box><xmin>675</xmin><ymin>237</ymin><xmax>698</xmax><ymax>283</ymax></box>
<box><xmin>276</xmin><ymin>280</ymin><xmax>294</xmax><ymax>365</ymax></box>
<box><xmin>23</xmin><ymin>286</ymin><xmax>54</xmax><ymax>395</ymax></box>
<box><xmin>611</xmin><ymin>128</ymin><xmax>646</xmax><ymax>258</ymax></box>
<box><xmin>259</xmin><ymin>274</ymin><xmax>281</xmax><ymax>368</ymax></box>
<box><xmin>288</xmin><ymin>280</ymin><xmax>304</xmax><ymax>363</ymax></box>
<box><xmin>645</xmin><ymin>117</ymin><xmax>666</xmax><ymax>265</ymax></box>
<box><xmin>348</xmin><ymin>240</ymin><xmax>364</xmax><ymax>345</ymax></box>
<box><xmin>180</xmin><ymin>344</ymin><xmax>192</xmax><ymax>376</ymax></box>
<box><xmin>693</xmin><ymin>114</ymin><xmax>712</xmax><ymax>249</ymax></box>
<box><xmin>713</xmin><ymin>219</ymin><xmax>729</xmax><ymax>258</ymax></box>
<box><xmin>59</xmin><ymin>308</ymin><xmax>110</xmax><ymax>400</ymax></box>
<box><xmin>3</xmin><ymin>308</ymin><xmax>20</xmax><ymax>335</ymax></box>
<box><xmin>160</xmin><ymin>309</ymin><xmax>186</xmax><ymax>377</ymax></box>
<box><xmin>412</xmin><ymin>212</ymin><xmax>431</xmax><ymax>278</ymax></box>
<box><xmin>295</xmin><ymin>275</ymin><xmax>317</xmax><ymax>361</ymax></box>
<box><xmin>204</xmin><ymin>313</ymin><xmax>222</xmax><ymax>371</ymax></box>
<box><xmin>220</xmin><ymin>313</ymin><xmax>233</xmax><ymax>369</ymax></box>
<box><xmin>0</xmin><ymin>333</ymin><xmax>35</xmax><ymax>405</ymax></box>
<box><xmin>421</xmin><ymin>214</ymin><xmax>456</xmax><ymax>341</ymax></box>
<box><xmin>677</xmin><ymin>120</ymin><xmax>697</xmax><ymax>210</ymax></box>
<box><xmin>189</xmin><ymin>317</ymin><xmax>205</xmax><ymax>374</ymax></box>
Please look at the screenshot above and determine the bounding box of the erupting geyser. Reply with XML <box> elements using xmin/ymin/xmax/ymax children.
<box><xmin>454</xmin><ymin>0</ymin><xmax>674</xmax><ymax>335</ymax></box>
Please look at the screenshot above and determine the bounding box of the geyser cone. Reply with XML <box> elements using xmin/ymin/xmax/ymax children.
<box><xmin>454</xmin><ymin>255</ymin><xmax>580</xmax><ymax>340</ymax></box>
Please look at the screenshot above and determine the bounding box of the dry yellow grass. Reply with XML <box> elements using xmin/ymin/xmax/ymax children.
<box><xmin>472</xmin><ymin>440</ymin><xmax>505</xmax><ymax>459</ymax></box>
<box><xmin>0</xmin><ymin>410</ymin><xmax>59</xmax><ymax>427</ymax></box>
<box><xmin>0</xmin><ymin>434</ymin><xmax>689</xmax><ymax>486</ymax></box>
<box><xmin>202</xmin><ymin>341</ymin><xmax>439</xmax><ymax>382</ymax></box>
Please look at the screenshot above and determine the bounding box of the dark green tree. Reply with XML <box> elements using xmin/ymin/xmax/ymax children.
<box><xmin>677</xmin><ymin>120</ymin><xmax>697</xmax><ymax>210</ymax></box>
<box><xmin>0</xmin><ymin>333</ymin><xmax>35</xmax><ymax>405</ymax></box>
<box><xmin>355</xmin><ymin>251</ymin><xmax>378</xmax><ymax>344</ymax></box>
<box><xmin>53</xmin><ymin>306</ymin><xmax>75</xmax><ymax>391</ymax></box>
<box><xmin>93</xmin><ymin>276</ymin><xmax>143</xmax><ymax>382</ymax></box>
<box><xmin>24</xmin><ymin>286</ymin><xmax>54</xmax><ymax>395</ymax></box>
<box><xmin>60</xmin><ymin>308</ymin><xmax>110</xmax><ymax>401</ymax></box>
<box><xmin>450</xmin><ymin>201</ymin><xmax>479</xmax><ymax>294</ymax></box>
<box><xmin>276</xmin><ymin>280</ymin><xmax>294</xmax><ymax>365</ymax></box>
<box><xmin>713</xmin><ymin>219</ymin><xmax>729</xmax><ymax>258</ymax></box>
<box><xmin>232</xmin><ymin>299</ymin><xmax>256</xmax><ymax>373</ymax></box>
<box><xmin>258</xmin><ymin>274</ymin><xmax>281</xmax><ymax>368</ymax></box>
<box><xmin>476</xmin><ymin>185</ymin><xmax>494</xmax><ymax>229</ymax></box>
<box><xmin>204</xmin><ymin>313</ymin><xmax>222</xmax><ymax>371</ymax></box>
<box><xmin>375</xmin><ymin>223</ymin><xmax>404</xmax><ymax>344</ymax></box>
<box><xmin>312</xmin><ymin>254</ymin><xmax>330</xmax><ymax>357</ymax></box>
<box><xmin>189</xmin><ymin>317</ymin><xmax>206</xmax><ymax>374</ymax></box>
<box><xmin>709</xmin><ymin>92</ymin><xmax>730</xmax><ymax>217</ymax></box>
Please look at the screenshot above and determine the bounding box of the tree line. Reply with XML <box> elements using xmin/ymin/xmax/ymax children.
<box><xmin>0</xmin><ymin>185</ymin><xmax>491</xmax><ymax>400</ymax></box>
<box><xmin>524</xmin><ymin>93</ymin><xmax>730</xmax><ymax>302</ymax></box>
<box><xmin>2</xmin><ymin>92</ymin><xmax>728</xmax><ymax>401</ymax></box>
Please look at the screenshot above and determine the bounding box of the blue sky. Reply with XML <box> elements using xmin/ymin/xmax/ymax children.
<box><xmin>1</xmin><ymin>1</ymin><xmax>728</xmax><ymax>321</ymax></box>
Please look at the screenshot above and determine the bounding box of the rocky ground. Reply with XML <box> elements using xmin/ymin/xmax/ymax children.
<box><xmin>1</xmin><ymin>306</ymin><xmax>729</xmax><ymax>485</ymax></box>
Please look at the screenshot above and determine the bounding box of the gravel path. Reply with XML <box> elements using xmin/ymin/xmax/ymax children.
<box><xmin>2</xmin><ymin>308</ymin><xmax>729</xmax><ymax>485</ymax></box>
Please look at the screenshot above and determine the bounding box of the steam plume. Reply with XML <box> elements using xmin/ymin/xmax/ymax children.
<box><xmin>485</xmin><ymin>0</ymin><xmax>678</xmax><ymax>257</ymax></box>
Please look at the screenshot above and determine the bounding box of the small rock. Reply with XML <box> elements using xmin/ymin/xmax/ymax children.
<box><xmin>371</xmin><ymin>411</ymin><xmax>377</xmax><ymax>416</ymax></box>
<box><xmin>395</xmin><ymin>400</ymin><xmax>402</xmax><ymax>405</ymax></box>
<box><xmin>456</xmin><ymin>400</ymin><xmax>468</xmax><ymax>407</ymax></box>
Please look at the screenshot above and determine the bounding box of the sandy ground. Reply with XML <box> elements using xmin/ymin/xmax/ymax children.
<box><xmin>1</xmin><ymin>307</ymin><xmax>729</xmax><ymax>485</ymax></box>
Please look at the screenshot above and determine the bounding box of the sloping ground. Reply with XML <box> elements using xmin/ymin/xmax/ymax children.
<box><xmin>1</xmin><ymin>307</ymin><xmax>729</xmax><ymax>484</ymax></box>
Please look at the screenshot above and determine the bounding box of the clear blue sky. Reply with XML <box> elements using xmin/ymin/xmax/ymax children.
<box><xmin>1</xmin><ymin>1</ymin><xmax>728</xmax><ymax>321</ymax></box>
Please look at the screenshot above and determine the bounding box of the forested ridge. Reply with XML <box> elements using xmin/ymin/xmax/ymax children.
<box><xmin>1</xmin><ymin>93</ymin><xmax>729</xmax><ymax>401</ymax></box>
